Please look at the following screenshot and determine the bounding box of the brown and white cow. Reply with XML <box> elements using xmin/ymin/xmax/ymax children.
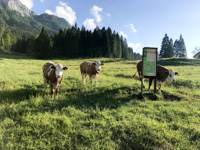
<box><xmin>42</xmin><ymin>62</ymin><xmax>68</xmax><ymax>98</ymax></box>
<box><xmin>80</xmin><ymin>61</ymin><xmax>104</xmax><ymax>87</ymax></box>
<box><xmin>132</xmin><ymin>61</ymin><xmax>178</xmax><ymax>94</ymax></box>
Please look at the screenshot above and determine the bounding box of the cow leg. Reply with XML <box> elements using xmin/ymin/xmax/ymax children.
<box><xmin>140</xmin><ymin>76</ymin><xmax>145</xmax><ymax>88</ymax></box>
<box><xmin>158</xmin><ymin>81</ymin><xmax>162</xmax><ymax>94</ymax></box>
<box><xmin>43</xmin><ymin>76</ymin><xmax>47</xmax><ymax>92</ymax></box>
<box><xmin>82</xmin><ymin>73</ymin><xmax>87</xmax><ymax>85</ymax></box>
<box><xmin>90</xmin><ymin>75</ymin><xmax>96</xmax><ymax>87</ymax></box>
<box><xmin>56</xmin><ymin>84</ymin><xmax>61</xmax><ymax>99</ymax></box>
<box><xmin>95</xmin><ymin>74</ymin><xmax>98</xmax><ymax>87</ymax></box>
<box><xmin>148</xmin><ymin>78</ymin><xmax>153</xmax><ymax>91</ymax></box>
<box><xmin>90</xmin><ymin>76</ymin><xmax>93</xmax><ymax>86</ymax></box>
<box><xmin>50</xmin><ymin>83</ymin><xmax>54</xmax><ymax>99</ymax></box>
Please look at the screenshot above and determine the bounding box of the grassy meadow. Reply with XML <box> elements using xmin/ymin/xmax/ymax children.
<box><xmin>0</xmin><ymin>53</ymin><xmax>200</xmax><ymax>150</ymax></box>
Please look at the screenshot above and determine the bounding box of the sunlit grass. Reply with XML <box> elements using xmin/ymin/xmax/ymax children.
<box><xmin>0</xmin><ymin>54</ymin><xmax>200</xmax><ymax>149</ymax></box>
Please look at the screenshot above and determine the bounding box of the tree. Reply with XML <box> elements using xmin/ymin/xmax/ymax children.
<box><xmin>159</xmin><ymin>34</ymin><xmax>174</xmax><ymax>58</ymax></box>
<box><xmin>33</xmin><ymin>27</ymin><xmax>52</xmax><ymax>59</ymax></box>
<box><xmin>3</xmin><ymin>30</ymin><xmax>11</xmax><ymax>51</ymax></box>
<box><xmin>179</xmin><ymin>35</ymin><xmax>187</xmax><ymax>57</ymax></box>
<box><xmin>192</xmin><ymin>47</ymin><xmax>200</xmax><ymax>56</ymax></box>
<box><xmin>173</xmin><ymin>34</ymin><xmax>187</xmax><ymax>57</ymax></box>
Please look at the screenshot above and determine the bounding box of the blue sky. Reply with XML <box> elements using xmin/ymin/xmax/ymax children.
<box><xmin>19</xmin><ymin>0</ymin><xmax>200</xmax><ymax>58</ymax></box>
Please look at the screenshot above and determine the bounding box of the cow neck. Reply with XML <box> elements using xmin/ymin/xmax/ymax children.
<box><xmin>50</xmin><ymin>69</ymin><xmax>58</xmax><ymax>82</ymax></box>
<box><xmin>91</xmin><ymin>65</ymin><xmax>98</xmax><ymax>75</ymax></box>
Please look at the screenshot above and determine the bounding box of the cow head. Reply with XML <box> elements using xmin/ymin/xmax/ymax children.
<box><xmin>166</xmin><ymin>69</ymin><xmax>178</xmax><ymax>82</ymax></box>
<box><xmin>51</xmin><ymin>64</ymin><xmax>68</xmax><ymax>78</ymax></box>
<box><xmin>93</xmin><ymin>61</ymin><xmax>104</xmax><ymax>73</ymax></box>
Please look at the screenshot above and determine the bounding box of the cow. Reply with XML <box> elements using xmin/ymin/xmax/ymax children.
<box><xmin>42</xmin><ymin>62</ymin><xmax>68</xmax><ymax>98</ymax></box>
<box><xmin>80</xmin><ymin>61</ymin><xmax>104</xmax><ymax>87</ymax></box>
<box><xmin>132</xmin><ymin>61</ymin><xmax>178</xmax><ymax>94</ymax></box>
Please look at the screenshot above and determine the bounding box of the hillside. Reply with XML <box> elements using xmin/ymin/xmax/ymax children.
<box><xmin>0</xmin><ymin>3</ymin><xmax>70</xmax><ymax>35</ymax></box>
<box><xmin>0</xmin><ymin>54</ymin><xmax>200</xmax><ymax>149</ymax></box>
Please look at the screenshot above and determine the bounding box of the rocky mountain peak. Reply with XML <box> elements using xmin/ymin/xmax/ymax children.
<box><xmin>0</xmin><ymin>0</ymin><xmax>34</xmax><ymax>16</ymax></box>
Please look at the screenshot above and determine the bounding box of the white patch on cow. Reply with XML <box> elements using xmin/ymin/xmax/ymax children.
<box><xmin>48</xmin><ymin>65</ymin><xmax>54</xmax><ymax>76</ymax></box>
<box><xmin>88</xmin><ymin>62</ymin><xmax>93</xmax><ymax>65</ymax></box>
<box><xmin>48</xmin><ymin>62</ymin><xmax>53</xmax><ymax>64</ymax></box>
<box><xmin>95</xmin><ymin>61</ymin><xmax>102</xmax><ymax>72</ymax></box>
<box><xmin>55</xmin><ymin>64</ymin><xmax>64</xmax><ymax>78</ymax></box>
<box><xmin>166</xmin><ymin>69</ymin><xmax>176</xmax><ymax>82</ymax></box>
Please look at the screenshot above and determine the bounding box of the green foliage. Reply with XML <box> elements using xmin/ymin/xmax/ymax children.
<box><xmin>0</xmin><ymin>54</ymin><xmax>200</xmax><ymax>149</ymax></box>
<box><xmin>33</xmin><ymin>14</ymin><xmax>71</xmax><ymax>34</ymax></box>
<box><xmin>159</xmin><ymin>34</ymin><xmax>174</xmax><ymax>58</ymax></box>
<box><xmin>160</xmin><ymin>34</ymin><xmax>187</xmax><ymax>58</ymax></box>
<box><xmin>0</xmin><ymin>4</ymin><xmax>70</xmax><ymax>52</ymax></box>
<box><xmin>33</xmin><ymin>27</ymin><xmax>52</xmax><ymax>59</ymax></box>
<box><xmin>16</xmin><ymin>26</ymin><xmax>140</xmax><ymax>60</ymax></box>
<box><xmin>174</xmin><ymin>35</ymin><xmax>187</xmax><ymax>58</ymax></box>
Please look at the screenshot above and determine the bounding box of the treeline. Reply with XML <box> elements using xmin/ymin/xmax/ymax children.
<box><xmin>13</xmin><ymin>26</ymin><xmax>142</xmax><ymax>60</ymax></box>
<box><xmin>159</xmin><ymin>34</ymin><xmax>187</xmax><ymax>58</ymax></box>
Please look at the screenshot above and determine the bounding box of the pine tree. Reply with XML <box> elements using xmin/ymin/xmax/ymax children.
<box><xmin>173</xmin><ymin>34</ymin><xmax>187</xmax><ymax>57</ymax></box>
<box><xmin>169</xmin><ymin>38</ymin><xmax>174</xmax><ymax>57</ymax></box>
<box><xmin>33</xmin><ymin>27</ymin><xmax>52</xmax><ymax>58</ymax></box>
<box><xmin>159</xmin><ymin>34</ymin><xmax>174</xmax><ymax>58</ymax></box>
<box><xmin>179</xmin><ymin>35</ymin><xmax>187</xmax><ymax>57</ymax></box>
<box><xmin>159</xmin><ymin>34</ymin><xmax>169</xmax><ymax>58</ymax></box>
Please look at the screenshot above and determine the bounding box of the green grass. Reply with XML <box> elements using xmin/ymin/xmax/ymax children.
<box><xmin>0</xmin><ymin>53</ymin><xmax>200</xmax><ymax>150</ymax></box>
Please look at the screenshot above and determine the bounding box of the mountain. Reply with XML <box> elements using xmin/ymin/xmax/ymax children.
<box><xmin>0</xmin><ymin>0</ymin><xmax>71</xmax><ymax>35</ymax></box>
<box><xmin>0</xmin><ymin>0</ymin><xmax>32</xmax><ymax>16</ymax></box>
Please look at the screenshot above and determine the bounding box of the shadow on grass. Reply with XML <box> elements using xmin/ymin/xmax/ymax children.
<box><xmin>0</xmin><ymin>85</ymin><xmax>44</xmax><ymax>103</ymax></box>
<box><xmin>115</xmin><ymin>74</ymin><xmax>133</xmax><ymax>79</ymax></box>
<box><xmin>0</xmin><ymin>82</ymin><xmax>183</xmax><ymax>118</ymax></box>
<box><xmin>162</xmin><ymin>91</ymin><xmax>181</xmax><ymax>101</ymax></box>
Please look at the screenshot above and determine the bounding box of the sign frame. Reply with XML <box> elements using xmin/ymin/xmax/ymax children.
<box><xmin>141</xmin><ymin>47</ymin><xmax>157</xmax><ymax>94</ymax></box>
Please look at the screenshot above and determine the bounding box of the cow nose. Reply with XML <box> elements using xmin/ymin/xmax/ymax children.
<box><xmin>173</xmin><ymin>79</ymin><xmax>176</xmax><ymax>82</ymax></box>
<box><xmin>57</xmin><ymin>75</ymin><xmax>61</xmax><ymax>78</ymax></box>
<box><xmin>98</xmin><ymin>69</ymin><xmax>100</xmax><ymax>72</ymax></box>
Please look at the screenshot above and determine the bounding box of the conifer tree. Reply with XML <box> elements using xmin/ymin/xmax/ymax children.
<box><xmin>33</xmin><ymin>27</ymin><xmax>52</xmax><ymax>58</ymax></box>
<box><xmin>159</xmin><ymin>34</ymin><xmax>174</xmax><ymax>58</ymax></box>
<box><xmin>173</xmin><ymin>34</ymin><xmax>187</xmax><ymax>57</ymax></box>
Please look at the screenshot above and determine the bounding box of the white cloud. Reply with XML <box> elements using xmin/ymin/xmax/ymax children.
<box><xmin>90</xmin><ymin>5</ymin><xmax>103</xmax><ymax>23</ymax></box>
<box><xmin>19</xmin><ymin>0</ymin><xmax>34</xmax><ymax>10</ymax></box>
<box><xmin>45</xmin><ymin>1</ymin><xmax>76</xmax><ymax>25</ymax></box>
<box><xmin>55</xmin><ymin>2</ymin><xmax>76</xmax><ymax>25</ymax></box>
<box><xmin>83</xmin><ymin>18</ymin><xmax>96</xmax><ymax>31</ymax></box>
<box><xmin>45</xmin><ymin>9</ymin><xmax>54</xmax><ymax>15</ymax></box>
<box><xmin>188</xmin><ymin>52</ymin><xmax>194</xmax><ymax>59</ymax></box>
<box><xmin>120</xmin><ymin>31</ymin><xmax>128</xmax><ymax>38</ymax></box>
<box><xmin>104</xmin><ymin>12</ymin><xmax>111</xmax><ymax>17</ymax></box>
<box><xmin>40</xmin><ymin>0</ymin><xmax>44</xmax><ymax>2</ymax></box>
<box><xmin>128</xmin><ymin>43</ymin><xmax>141</xmax><ymax>53</ymax></box>
<box><xmin>129</xmin><ymin>24</ymin><xmax>137</xmax><ymax>33</ymax></box>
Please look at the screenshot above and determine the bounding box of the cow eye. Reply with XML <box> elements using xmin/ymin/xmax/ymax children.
<box><xmin>169</xmin><ymin>74</ymin><xmax>172</xmax><ymax>77</ymax></box>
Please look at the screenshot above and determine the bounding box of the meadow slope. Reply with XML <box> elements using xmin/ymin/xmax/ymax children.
<box><xmin>0</xmin><ymin>54</ymin><xmax>200</xmax><ymax>150</ymax></box>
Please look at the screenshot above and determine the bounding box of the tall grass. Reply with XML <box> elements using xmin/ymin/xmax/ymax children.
<box><xmin>0</xmin><ymin>54</ymin><xmax>200</xmax><ymax>149</ymax></box>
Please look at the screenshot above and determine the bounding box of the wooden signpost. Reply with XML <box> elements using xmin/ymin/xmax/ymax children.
<box><xmin>141</xmin><ymin>47</ymin><xmax>157</xmax><ymax>94</ymax></box>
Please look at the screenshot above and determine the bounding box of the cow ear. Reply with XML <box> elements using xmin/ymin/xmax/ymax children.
<box><xmin>63</xmin><ymin>67</ymin><xmax>68</xmax><ymax>70</ymax></box>
<box><xmin>51</xmin><ymin>65</ymin><xmax>56</xmax><ymax>69</ymax></box>
<box><xmin>175</xmin><ymin>72</ymin><xmax>178</xmax><ymax>75</ymax></box>
<box><xmin>101</xmin><ymin>63</ymin><xmax>104</xmax><ymax>66</ymax></box>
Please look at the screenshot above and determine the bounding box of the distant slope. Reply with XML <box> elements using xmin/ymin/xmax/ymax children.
<box><xmin>158</xmin><ymin>58</ymin><xmax>200</xmax><ymax>66</ymax></box>
<box><xmin>33</xmin><ymin>14</ymin><xmax>71</xmax><ymax>33</ymax></box>
<box><xmin>0</xmin><ymin>4</ymin><xmax>70</xmax><ymax>35</ymax></box>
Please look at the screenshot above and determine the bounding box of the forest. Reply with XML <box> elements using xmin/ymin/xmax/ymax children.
<box><xmin>12</xmin><ymin>26</ymin><xmax>142</xmax><ymax>60</ymax></box>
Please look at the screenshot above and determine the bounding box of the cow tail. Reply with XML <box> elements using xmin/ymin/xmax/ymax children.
<box><xmin>132</xmin><ymin>72</ymin><xmax>137</xmax><ymax>79</ymax></box>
